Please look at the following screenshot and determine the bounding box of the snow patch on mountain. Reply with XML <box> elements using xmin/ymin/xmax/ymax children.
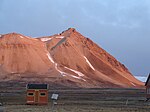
<box><xmin>70</xmin><ymin>75</ymin><xmax>86</xmax><ymax>81</ymax></box>
<box><xmin>40</xmin><ymin>38</ymin><xmax>52</xmax><ymax>42</ymax></box>
<box><xmin>46</xmin><ymin>52</ymin><xmax>67</xmax><ymax>76</ymax></box>
<box><xmin>0</xmin><ymin>35</ymin><xmax>2</xmax><ymax>38</ymax></box>
<box><xmin>130</xmin><ymin>82</ymin><xmax>136</xmax><ymax>86</ymax></box>
<box><xmin>55</xmin><ymin>63</ymin><xmax>66</xmax><ymax>76</ymax></box>
<box><xmin>83</xmin><ymin>56</ymin><xmax>95</xmax><ymax>71</ymax></box>
<box><xmin>54</xmin><ymin>63</ymin><xmax>86</xmax><ymax>81</ymax></box>
<box><xmin>64</xmin><ymin>66</ymin><xmax>84</xmax><ymax>77</ymax></box>
<box><xmin>20</xmin><ymin>36</ymin><xmax>24</xmax><ymax>38</ymax></box>
<box><xmin>25</xmin><ymin>36</ymin><xmax>31</xmax><ymax>39</ymax></box>
<box><xmin>46</xmin><ymin>53</ymin><xmax>54</xmax><ymax>63</ymax></box>
<box><xmin>55</xmin><ymin>36</ymin><xmax>64</xmax><ymax>39</ymax></box>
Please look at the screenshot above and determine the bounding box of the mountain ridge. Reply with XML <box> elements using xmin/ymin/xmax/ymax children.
<box><xmin>0</xmin><ymin>28</ymin><xmax>144</xmax><ymax>88</ymax></box>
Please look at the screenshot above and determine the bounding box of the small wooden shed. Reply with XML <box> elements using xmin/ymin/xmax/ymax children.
<box><xmin>26</xmin><ymin>84</ymin><xmax>48</xmax><ymax>105</ymax></box>
<box><xmin>145</xmin><ymin>73</ymin><xmax>150</xmax><ymax>100</ymax></box>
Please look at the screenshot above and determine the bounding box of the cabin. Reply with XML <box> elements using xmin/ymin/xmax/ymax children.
<box><xmin>145</xmin><ymin>73</ymin><xmax>150</xmax><ymax>101</ymax></box>
<box><xmin>26</xmin><ymin>84</ymin><xmax>48</xmax><ymax>105</ymax></box>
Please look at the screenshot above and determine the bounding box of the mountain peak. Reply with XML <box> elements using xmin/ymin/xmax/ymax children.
<box><xmin>67</xmin><ymin>28</ymin><xmax>76</xmax><ymax>32</ymax></box>
<box><xmin>4</xmin><ymin>32</ymin><xmax>22</xmax><ymax>36</ymax></box>
<box><xmin>8</xmin><ymin>32</ymin><xmax>19</xmax><ymax>35</ymax></box>
<box><xmin>59</xmin><ymin>28</ymin><xmax>77</xmax><ymax>37</ymax></box>
<box><xmin>0</xmin><ymin>33</ymin><xmax>40</xmax><ymax>47</ymax></box>
<box><xmin>1</xmin><ymin>32</ymin><xmax>27</xmax><ymax>39</ymax></box>
<box><xmin>64</xmin><ymin>28</ymin><xmax>76</xmax><ymax>32</ymax></box>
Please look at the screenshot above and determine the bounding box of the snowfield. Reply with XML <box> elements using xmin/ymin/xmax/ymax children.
<box><xmin>135</xmin><ymin>76</ymin><xmax>147</xmax><ymax>82</ymax></box>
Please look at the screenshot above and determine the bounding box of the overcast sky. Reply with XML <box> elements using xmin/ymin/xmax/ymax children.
<box><xmin>0</xmin><ymin>0</ymin><xmax>149</xmax><ymax>77</ymax></box>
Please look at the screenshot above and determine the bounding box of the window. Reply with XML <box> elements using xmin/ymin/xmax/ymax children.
<box><xmin>28</xmin><ymin>93</ymin><xmax>34</xmax><ymax>96</ymax></box>
<box><xmin>40</xmin><ymin>93</ymin><xmax>46</xmax><ymax>96</ymax></box>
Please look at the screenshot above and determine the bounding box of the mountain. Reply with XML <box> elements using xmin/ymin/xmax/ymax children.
<box><xmin>0</xmin><ymin>33</ymin><xmax>58</xmax><ymax>80</ymax></box>
<box><xmin>0</xmin><ymin>29</ymin><xmax>144</xmax><ymax>88</ymax></box>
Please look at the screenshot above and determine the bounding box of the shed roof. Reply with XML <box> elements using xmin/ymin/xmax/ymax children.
<box><xmin>27</xmin><ymin>84</ymin><xmax>48</xmax><ymax>89</ymax></box>
<box><xmin>145</xmin><ymin>74</ymin><xmax>150</xmax><ymax>86</ymax></box>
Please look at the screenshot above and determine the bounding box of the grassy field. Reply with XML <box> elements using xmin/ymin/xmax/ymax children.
<box><xmin>0</xmin><ymin>88</ymin><xmax>150</xmax><ymax>112</ymax></box>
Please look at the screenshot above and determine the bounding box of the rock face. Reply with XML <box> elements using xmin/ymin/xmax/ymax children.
<box><xmin>0</xmin><ymin>29</ymin><xmax>144</xmax><ymax>88</ymax></box>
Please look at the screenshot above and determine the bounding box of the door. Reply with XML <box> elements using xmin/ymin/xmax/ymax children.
<box><xmin>34</xmin><ymin>90</ymin><xmax>39</xmax><ymax>103</ymax></box>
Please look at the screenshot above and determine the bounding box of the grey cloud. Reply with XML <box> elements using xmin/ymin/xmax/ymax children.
<box><xmin>0</xmin><ymin>0</ymin><xmax>150</xmax><ymax>76</ymax></box>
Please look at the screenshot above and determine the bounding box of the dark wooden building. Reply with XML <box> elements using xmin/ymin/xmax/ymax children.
<box><xmin>26</xmin><ymin>84</ymin><xmax>48</xmax><ymax>105</ymax></box>
<box><xmin>145</xmin><ymin>74</ymin><xmax>150</xmax><ymax>100</ymax></box>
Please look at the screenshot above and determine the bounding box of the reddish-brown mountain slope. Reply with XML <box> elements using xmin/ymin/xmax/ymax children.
<box><xmin>45</xmin><ymin>28</ymin><xmax>143</xmax><ymax>88</ymax></box>
<box><xmin>0</xmin><ymin>33</ymin><xmax>58</xmax><ymax>81</ymax></box>
<box><xmin>0</xmin><ymin>29</ymin><xmax>144</xmax><ymax>88</ymax></box>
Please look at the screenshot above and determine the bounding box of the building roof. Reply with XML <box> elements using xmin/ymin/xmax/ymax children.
<box><xmin>27</xmin><ymin>84</ymin><xmax>48</xmax><ymax>89</ymax></box>
<box><xmin>145</xmin><ymin>74</ymin><xmax>150</xmax><ymax>86</ymax></box>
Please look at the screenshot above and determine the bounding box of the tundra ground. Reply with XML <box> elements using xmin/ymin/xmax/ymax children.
<box><xmin>0</xmin><ymin>88</ymin><xmax>150</xmax><ymax>112</ymax></box>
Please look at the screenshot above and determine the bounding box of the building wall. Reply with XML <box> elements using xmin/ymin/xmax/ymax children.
<box><xmin>27</xmin><ymin>90</ymin><xmax>35</xmax><ymax>104</ymax></box>
<box><xmin>146</xmin><ymin>85</ymin><xmax>150</xmax><ymax>99</ymax></box>
<box><xmin>147</xmin><ymin>80</ymin><xmax>150</xmax><ymax>86</ymax></box>
<box><xmin>39</xmin><ymin>90</ymin><xmax>48</xmax><ymax>104</ymax></box>
<box><xmin>146</xmin><ymin>87</ymin><xmax>150</xmax><ymax>94</ymax></box>
<box><xmin>26</xmin><ymin>89</ymin><xmax>48</xmax><ymax>104</ymax></box>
